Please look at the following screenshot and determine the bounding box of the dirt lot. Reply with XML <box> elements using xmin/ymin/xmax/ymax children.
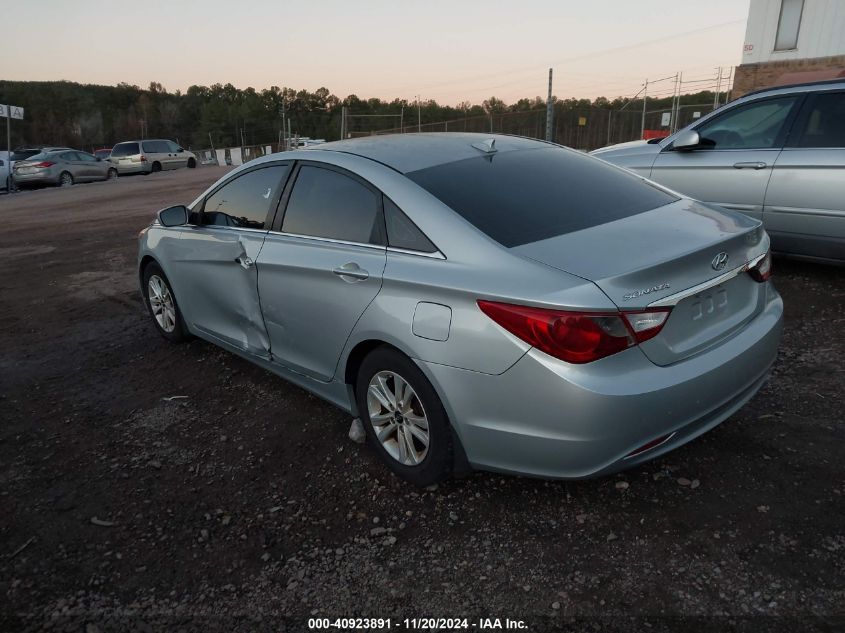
<box><xmin>0</xmin><ymin>168</ymin><xmax>843</xmax><ymax>633</ymax></box>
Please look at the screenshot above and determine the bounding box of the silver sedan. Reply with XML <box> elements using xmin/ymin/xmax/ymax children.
<box><xmin>13</xmin><ymin>149</ymin><xmax>118</xmax><ymax>188</ymax></box>
<box><xmin>137</xmin><ymin>133</ymin><xmax>783</xmax><ymax>485</ymax></box>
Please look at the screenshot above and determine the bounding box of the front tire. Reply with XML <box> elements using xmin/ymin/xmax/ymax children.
<box><xmin>142</xmin><ymin>262</ymin><xmax>187</xmax><ymax>343</ymax></box>
<box><xmin>356</xmin><ymin>347</ymin><xmax>452</xmax><ymax>486</ymax></box>
<box><xmin>187</xmin><ymin>158</ymin><xmax>196</xmax><ymax>168</ymax></box>
<box><xmin>107</xmin><ymin>168</ymin><xmax>118</xmax><ymax>180</ymax></box>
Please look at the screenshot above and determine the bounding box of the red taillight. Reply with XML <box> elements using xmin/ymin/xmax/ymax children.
<box><xmin>748</xmin><ymin>250</ymin><xmax>772</xmax><ymax>282</ymax></box>
<box><xmin>477</xmin><ymin>301</ymin><xmax>671</xmax><ymax>364</ymax></box>
<box><xmin>32</xmin><ymin>161</ymin><xmax>55</xmax><ymax>168</ymax></box>
<box><xmin>139</xmin><ymin>154</ymin><xmax>147</xmax><ymax>162</ymax></box>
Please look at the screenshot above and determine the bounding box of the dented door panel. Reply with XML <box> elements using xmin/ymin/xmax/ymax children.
<box><xmin>167</xmin><ymin>226</ymin><xmax>271</xmax><ymax>357</ymax></box>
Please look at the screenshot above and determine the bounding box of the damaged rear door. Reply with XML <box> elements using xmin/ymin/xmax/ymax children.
<box><xmin>169</xmin><ymin>163</ymin><xmax>291</xmax><ymax>358</ymax></box>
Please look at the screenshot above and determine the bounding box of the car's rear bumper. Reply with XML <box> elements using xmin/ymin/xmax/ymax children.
<box><xmin>13</xmin><ymin>171</ymin><xmax>59</xmax><ymax>186</ymax></box>
<box><xmin>418</xmin><ymin>284</ymin><xmax>783</xmax><ymax>479</ymax></box>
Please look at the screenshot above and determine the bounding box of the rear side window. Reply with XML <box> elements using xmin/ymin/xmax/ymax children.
<box><xmin>202</xmin><ymin>165</ymin><xmax>289</xmax><ymax>229</ymax></box>
<box><xmin>406</xmin><ymin>147</ymin><xmax>677</xmax><ymax>248</ymax></box>
<box><xmin>111</xmin><ymin>143</ymin><xmax>140</xmax><ymax>157</ymax></box>
<box><xmin>384</xmin><ymin>197</ymin><xmax>437</xmax><ymax>253</ymax></box>
<box><xmin>142</xmin><ymin>140</ymin><xmax>168</xmax><ymax>153</ymax></box>
<box><xmin>60</xmin><ymin>152</ymin><xmax>78</xmax><ymax>161</ymax></box>
<box><xmin>795</xmin><ymin>92</ymin><xmax>845</xmax><ymax>148</ymax></box>
<box><xmin>282</xmin><ymin>166</ymin><xmax>384</xmax><ymax>245</ymax></box>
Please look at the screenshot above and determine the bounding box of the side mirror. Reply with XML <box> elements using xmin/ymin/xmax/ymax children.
<box><xmin>673</xmin><ymin>130</ymin><xmax>701</xmax><ymax>151</ymax></box>
<box><xmin>177</xmin><ymin>147</ymin><xmax>184</xmax><ymax>153</ymax></box>
<box><xmin>157</xmin><ymin>205</ymin><xmax>188</xmax><ymax>227</ymax></box>
<box><xmin>96</xmin><ymin>157</ymin><xmax>102</xmax><ymax>161</ymax></box>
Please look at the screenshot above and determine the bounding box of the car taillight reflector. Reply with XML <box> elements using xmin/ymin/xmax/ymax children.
<box><xmin>139</xmin><ymin>155</ymin><xmax>147</xmax><ymax>162</ymax></box>
<box><xmin>477</xmin><ymin>301</ymin><xmax>671</xmax><ymax>364</ymax></box>
<box><xmin>625</xmin><ymin>432</ymin><xmax>675</xmax><ymax>458</ymax></box>
<box><xmin>748</xmin><ymin>250</ymin><xmax>772</xmax><ymax>282</ymax></box>
<box><xmin>31</xmin><ymin>161</ymin><xmax>54</xmax><ymax>168</ymax></box>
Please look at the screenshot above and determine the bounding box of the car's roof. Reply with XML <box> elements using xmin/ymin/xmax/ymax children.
<box><xmin>744</xmin><ymin>78</ymin><xmax>845</xmax><ymax>98</ymax></box>
<box><xmin>311</xmin><ymin>133</ymin><xmax>554</xmax><ymax>174</ymax></box>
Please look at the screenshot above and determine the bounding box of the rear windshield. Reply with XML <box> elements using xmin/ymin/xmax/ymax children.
<box><xmin>11</xmin><ymin>149</ymin><xmax>40</xmax><ymax>161</ymax></box>
<box><xmin>406</xmin><ymin>146</ymin><xmax>678</xmax><ymax>247</ymax></box>
<box><xmin>111</xmin><ymin>142</ymin><xmax>140</xmax><ymax>157</ymax></box>
<box><xmin>20</xmin><ymin>152</ymin><xmax>53</xmax><ymax>162</ymax></box>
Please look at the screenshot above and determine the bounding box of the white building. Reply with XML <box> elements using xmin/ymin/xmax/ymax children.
<box><xmin>734</xmin><ymin>0</ymin><xmax>845</xmax><ymax>97</ymax></box>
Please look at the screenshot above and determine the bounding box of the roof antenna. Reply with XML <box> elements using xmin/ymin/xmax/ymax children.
<box><xmin>471</xmin><ymin>138</ymin><xmax>497</xmax><ymax>154</ymax></box>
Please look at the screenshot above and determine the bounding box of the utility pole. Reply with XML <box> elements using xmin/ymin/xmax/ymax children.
<box><xmin>240</xmin><ymin>128</ymin><xmax>245</xmax><ymax>150</ymax></box>
<box><xmin>640</xmin><ymin>79</ymin><xmax>648</xmax><ymax>139</ymax></box>
<box><xmin>674</xmin><ymin>72</ymin><xmax>683</xmax><ymax>132</ymax></box>
<box><xmin>208</xmin><ymin>132</ymin><xmax>215</xmax><ymax>158</ymax></box>
<box><xmin>400</xmin><ymin>105</ymin><xmax>404</xmax><ymax>133</ymax></box>
<box><xmin>713</xmin><ymin>67</ymin><xmax>722</xmax><ymax>109</ymax></box>
<box><xmin>545</xmin><ymin>68</ymin><xmax>554</xmax><ymax>142</ymax></box>
<box><xmin>280</xmin><ymin>100</ymin><xmax>286</xmax><ymax>151</ymax></box>
<box><xmin>417</xmin><ymin>95</ymin><xmax>421</xmax><ymax>133</ymax></box>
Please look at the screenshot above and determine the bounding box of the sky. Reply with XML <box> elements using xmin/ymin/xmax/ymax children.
<box><xmin>3</xmin><ymin>0</ymin><xmax>751</xmax><ymax>104</ymax></box>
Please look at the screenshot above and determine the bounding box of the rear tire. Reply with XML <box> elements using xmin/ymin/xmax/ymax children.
<box><xmin>59</xmin><ymin>171</ymin><xmax>73</xmax><ymax>187</ymax></box>
<box><xmin>107</xmin><ymin>168</ymin><xmax>118</xmax><ymax>180</ymax></box>
<box><xmin>151</xmin><ymin>162</ymin><xmax>162</xmax><ymax>173</ymax></box>
<box><xmin>355</xmin><ymin>347</ymin><xmax>452</xmax><ymax>486</ymax></box>
<box><xmin>142</xmin><ymin>262</ymin><xmax>188</xmax><ymax>343</ymax></box>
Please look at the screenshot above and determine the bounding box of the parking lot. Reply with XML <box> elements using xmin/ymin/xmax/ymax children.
<box><xmin>0</xmin><ymin>168</ymin><xmax>843</xmax><ymax>632</ymax></box>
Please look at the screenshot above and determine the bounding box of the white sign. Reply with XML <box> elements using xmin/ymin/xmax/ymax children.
<box><xmin>692</xmin><ymin>111</ymin><xmax>702</xmax><ymax>119</ymax></box>
<box><xmin>661</xmin><ymin>112</ymin><xmax>671</xmax><ymax>127</ymax></box>
<box><xmin>0</xmin><ymin>104</ymin><xmax>24</xmax><ymax>119</ymax></box>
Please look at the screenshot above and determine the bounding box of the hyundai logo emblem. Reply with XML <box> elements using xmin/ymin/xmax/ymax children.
<box><xmin>711</xmin><ymin>252</ymin><xmax>729</xmax><ymax>271</ymax></box>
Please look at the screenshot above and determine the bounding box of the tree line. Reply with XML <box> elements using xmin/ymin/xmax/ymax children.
<box><xmin>0</xmin><ymin>79</ymin><xmax>727</xmax><ymax>151</ymax></box>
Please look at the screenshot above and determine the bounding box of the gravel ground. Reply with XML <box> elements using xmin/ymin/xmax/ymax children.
<box><xmin>0</xmin><ymin>169</ymin><xmax>843</xmax><ymax>633</ymax></box>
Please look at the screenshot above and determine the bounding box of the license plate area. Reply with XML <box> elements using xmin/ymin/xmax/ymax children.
<box><xmin>689</xmin><ymin>287</ymin><xmax>729</xmax><ymax>321</ymax></box>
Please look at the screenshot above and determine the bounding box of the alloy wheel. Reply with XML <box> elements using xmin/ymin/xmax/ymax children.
<box><xmin>147</xmin><ymin>274</ymin><xmax>177</xmax><ymax>333</ymax></box>
<box><xmin>367</xmin><ymin>370</ymin><xmax>430</xmax><ymax>466</ymax></box>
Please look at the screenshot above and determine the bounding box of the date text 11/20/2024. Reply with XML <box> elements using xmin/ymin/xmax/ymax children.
<box><xmin>307</xmin><ymin>617</ymin><xmax>528</xmax><ymax>630</ymax></box>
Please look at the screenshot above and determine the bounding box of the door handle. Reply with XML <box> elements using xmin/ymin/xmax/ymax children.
<box><xmin>234</xmin><ymin>256</ymin><xmax>254</xmax><ymax>269</ymax></box>
<box><xmin>332</xmin><ymin>262</ymin><xmax>369</xmax><ymax>281</ymax></box>
<box><xmin>733</xmin><ymin>161</ymin><xmax>767</xmax><ymax>170</ymax></box>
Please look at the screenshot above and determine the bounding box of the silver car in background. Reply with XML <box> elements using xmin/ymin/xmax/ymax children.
<box><xmin>110</xmin><ymin>139</ymin><xmax>197</xmax><ymax>175</ymax></box>
<box><xmin>138</xmin><ymin>133</ymin><xmax>782</xmax><ymax>485</ymax></box>
<box><xmin>13</xmin><ymin>149</ymin><xmax>118</xmax><ymax>187</ymax></box>
<box><xmin>592</xmin><ymin>79</ymin><xmax>845</xmax><ymax>264</ymax></box>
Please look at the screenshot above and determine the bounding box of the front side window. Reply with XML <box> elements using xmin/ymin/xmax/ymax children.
<box><xmin>694</xmin><ymin>97</ymin><xmax>798</xmax><ymax>150</ymax></box>
<box><xmin>282</xmin><ymin>166</ymin><xmax>384</xmax><ymax>245</ymax></box>
<box><xmin>167</xmin><ymin>141</ymin><xmax>181</xmax><ymax>152</ymax></box>
<box><xmin>202</xmin><ymin>165</ymin><xmax>289</xmax><ymax>229</ymax></box>
<box><xmin>775</xmin><ymin>0</ymin><xmax>804</xmax><ymax>51</ymax></box>
<box><xmin>795</xmin><ymin>92</ymin><xmax>845</xmax><ymax>148</ymax></box>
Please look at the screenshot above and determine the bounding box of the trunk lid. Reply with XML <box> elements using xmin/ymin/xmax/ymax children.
<box><xmin>512</xmin><ymin>199</ymin><xmax>770</xmax><ymax>365</ymax></box>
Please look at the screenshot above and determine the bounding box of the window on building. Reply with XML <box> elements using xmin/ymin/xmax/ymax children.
<box><xmin>774</xmin><ymin>0</ymin><xmax>804</xmax><ymax>51</ymax></box>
